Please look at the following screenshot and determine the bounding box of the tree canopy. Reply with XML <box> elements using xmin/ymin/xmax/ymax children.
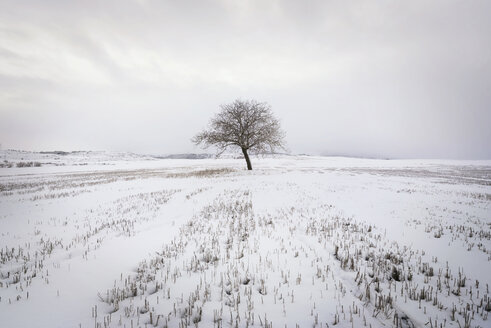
<box><xmin>192</xmin><ymin>99</ymin><xmax>286</xmax><ymax>170</ymax></box>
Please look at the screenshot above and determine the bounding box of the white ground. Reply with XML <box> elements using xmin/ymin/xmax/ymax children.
<box><xmin>0</xmin><ymin>151</ymin><xmax>490</xmax><ymax>328</ymax></box>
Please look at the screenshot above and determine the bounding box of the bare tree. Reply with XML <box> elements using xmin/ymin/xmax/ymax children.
<box><xmin>192</xmin><ymin>99</ymin><xmax>286</xmax><ymax>170</ymax></box>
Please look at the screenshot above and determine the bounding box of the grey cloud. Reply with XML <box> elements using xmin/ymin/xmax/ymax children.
<box><xmin>0</xmin><ymin>0</ymin><xmax>490</xmax><ymax>158</ymax></box>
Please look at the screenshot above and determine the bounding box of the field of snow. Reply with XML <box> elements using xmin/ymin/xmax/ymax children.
<box><xmin>0</xmin><ymin>151</ymin><xmax>490</xmax><ymax>328</ymax></box>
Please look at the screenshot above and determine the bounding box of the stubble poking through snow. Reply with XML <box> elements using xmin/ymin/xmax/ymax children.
<box><xmin>0</xmin><ymin>152</ymin><xmax>490</xmax><ymax>327</ymax></box>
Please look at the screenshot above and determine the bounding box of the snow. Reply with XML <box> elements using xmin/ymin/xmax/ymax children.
<box><xmin>0</xmin><ymin>151</ymin><xmax>490</xmax><ymax>327</ymax></box>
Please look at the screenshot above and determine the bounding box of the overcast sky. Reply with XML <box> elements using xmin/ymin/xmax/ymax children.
<box><xmin>1</xmin><ymin>0</ymin><xmax>490</xmax><ymax>158</ymax></box>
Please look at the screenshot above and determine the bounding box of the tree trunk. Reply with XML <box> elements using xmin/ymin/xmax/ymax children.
<box><xmin>241</xmin><ymin>148</ymin><xmax>252</xmax><ymax>170</ymax></box>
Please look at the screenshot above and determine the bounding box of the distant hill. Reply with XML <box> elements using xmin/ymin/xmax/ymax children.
<box><xmin>155</xmin><ymin>153</ymin><xmax>213</xmax><ymax>160</ymax></box>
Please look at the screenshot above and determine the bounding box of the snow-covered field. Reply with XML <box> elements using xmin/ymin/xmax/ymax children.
<box><xmin>0</xmin><ymin>151</ymin><xmax>490</xmax><ymax>328</ymax></box>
